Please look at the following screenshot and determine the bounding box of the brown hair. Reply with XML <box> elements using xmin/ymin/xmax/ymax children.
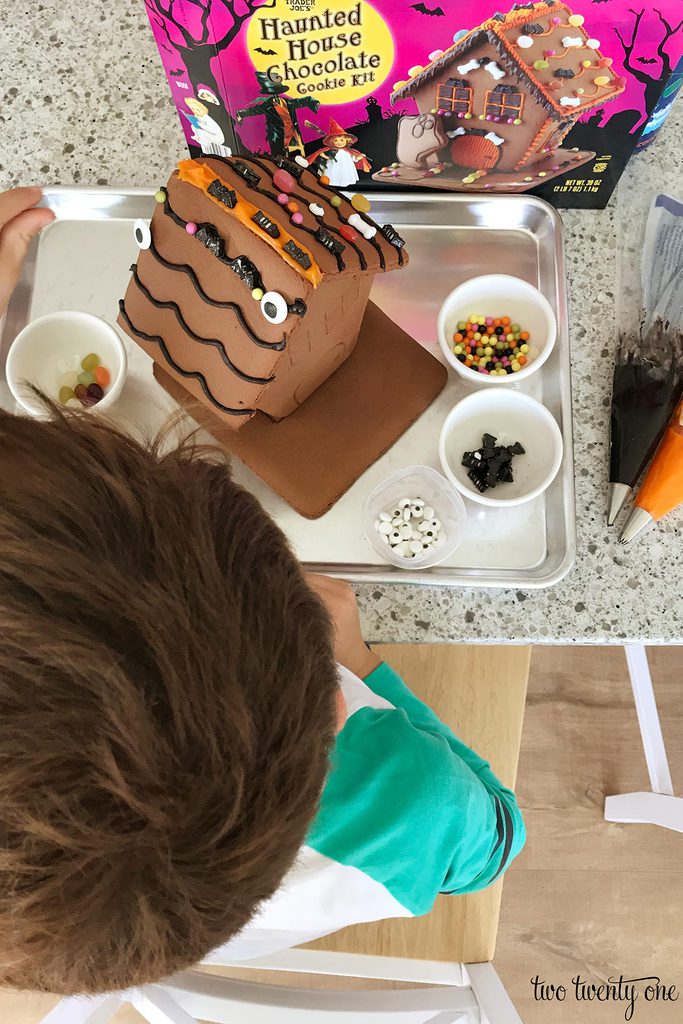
<box><xmin>0</xmin><ymin>406</ymin><xmax>338</xmax><ymax>994</ymax></box>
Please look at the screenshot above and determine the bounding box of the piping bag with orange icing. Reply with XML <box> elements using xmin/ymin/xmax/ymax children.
<box><xmin>621</xmin><ymin>396</ymin><xmax>683</xmax><ymax>543</ymax></box>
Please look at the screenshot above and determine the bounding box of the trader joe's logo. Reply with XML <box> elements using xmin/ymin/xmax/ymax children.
<box><xmin>248</xmin><ymin>0</ymin><xmax>394</xmax><ymax>104</ymax></box>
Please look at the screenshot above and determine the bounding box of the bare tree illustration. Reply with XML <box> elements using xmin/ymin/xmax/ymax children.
<box><xmin>145</xmin><ymin>0</ymin><xmax>275</xmax><ymax>104</ymax></box>
<box><xmin>614</xmin><ymin>8</ymin><xmax>683</xmax><ymax>128</ymax></box>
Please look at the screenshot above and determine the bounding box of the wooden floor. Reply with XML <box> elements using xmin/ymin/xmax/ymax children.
<box><xmin>496</xmin><ymin>645</ymin><xmax>683</xmax><ymax>1024</ymax></box>
<box><xmin>2</xmin><ymin>645</ymin><xmax>682</xmax><ymax>1023</ymax></box>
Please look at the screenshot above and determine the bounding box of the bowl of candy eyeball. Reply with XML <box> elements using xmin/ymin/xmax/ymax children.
<box><xmin>437</xmin><ymin>274</ymin><xmax>556</xmax><ymax>385</ymax></box>
<box><xmin>362</xmin><ymin>465</ymin><xmax>467</xmax><ymax>569</ymax></box>
<box><xmin>6</xmin><ymin>311</ymin><xmax>127</xmax><ymax>417</ymax></box>
<box><xmin>439</xmin><ymin>390</ymin><xmax>563</xmax><ymax>508</ymax></box>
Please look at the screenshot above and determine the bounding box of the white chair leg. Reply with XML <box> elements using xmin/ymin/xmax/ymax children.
<box><xmin>39</xmin><ymin>994</ymin><xmax>123</xmax><ymax>1024</ymax></box>
<box><xmin>131</xmin><ymin>986</ymin><xmax>200</xmax><ymax>1024</ymax></box>
<box><xmin>604</xmin><ymin>644</ymin><xmax>683</xmax><ymax>832</ymax></box>
<box><xmin>465</xmin><ymin>963</ymin><xmax>523</xmax><ymax>1024</ymax></box>
<box><xmin>604</xmin><ymin>792</ymin><xmax>683</xmax><ymax>832</ymax></box>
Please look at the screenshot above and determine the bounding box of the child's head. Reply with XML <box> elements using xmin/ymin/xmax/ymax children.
<box><xmin>0</xmin><ymin>408</ymin><xmax>339</xmax><ymax>994</ymax></box>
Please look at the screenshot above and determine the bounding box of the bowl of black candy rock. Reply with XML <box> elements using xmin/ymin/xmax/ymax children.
<box><xmin>362</xmin><ymin>465</ymin><xmax>467</xmax><ymax>569</ymax></box>
<box><xmin>439</xmin><ymin>391</ymin><xmax>563</xmax><ymax>508</ymax></box>
<box><xmin>437</xmin><ymin>275</ymin><xmax>556</xmax><ymax>386</ymax></box>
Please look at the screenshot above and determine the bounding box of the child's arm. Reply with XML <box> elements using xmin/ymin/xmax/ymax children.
<box><xmin>363</xmin><ymin>659</ymin><xmax>525</xmax><ymax>891</ymax></box>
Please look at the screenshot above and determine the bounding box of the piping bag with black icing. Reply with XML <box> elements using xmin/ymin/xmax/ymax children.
<box><xmin>621</xmin><ymin>396</ymin><xmax>683</xmax><ymax>543</ymax></box>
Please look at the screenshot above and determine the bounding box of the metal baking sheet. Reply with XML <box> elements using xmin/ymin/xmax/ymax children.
<box><xmin>0</xmin><ymin>187</ymin><xmax>575</xmax><ymax>588</ymax></box>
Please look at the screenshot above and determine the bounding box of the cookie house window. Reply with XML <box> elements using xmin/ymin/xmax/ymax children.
<box><xmin>484</xmin><ymin>84</ymin><xmax>524</xmax><ymax>120</ymax></box>
<box><xmin>437</xmin><ymin>78</ymin><xmax>473</xmax><ymax>115</ymax></box>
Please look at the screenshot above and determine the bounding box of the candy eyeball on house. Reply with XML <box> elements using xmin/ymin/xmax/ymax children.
<box><xmin>133</xmin><ymin>219</ymin><xmax>151</xmax><ymax>249</ymax></box>
<box><xmin>260</xmin><ymin>290</ymin><xmax>288</xmax><ymax>324</ymax></box>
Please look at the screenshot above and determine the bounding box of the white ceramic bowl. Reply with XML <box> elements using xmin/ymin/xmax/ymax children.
<box><xmin>6</xmin><ymin>311</ymin><xmax>127</xmax><ymax>417</ymax></box>
<box><xmin>437</xmin><ymin>274</ymin><xmax>557</xmax><ymax>385</ymax></box>
<box><xmin>439</xmin><ymin>390</ymin><xmax>563</xmax><ymax>507</ymax></box>
<box><xmin>362</xmin><ymin>465</ymin><xmax>467</xmax><ymax>569</ymax></box>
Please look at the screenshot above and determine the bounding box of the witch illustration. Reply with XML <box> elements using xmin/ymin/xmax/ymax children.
<box><xmin>182</xmin><ymin>97</ymin><xmax>232</xmax><ymax>156</ymax></box>
<box><xmin>305</xmin><ymin>118</ymin><xmax>371</xmax><ymax>187</ymax></box>
<box><xmin>235</xmin><ymin>68</ymin><xmax>319</xmax><ymax>158</ymax></box>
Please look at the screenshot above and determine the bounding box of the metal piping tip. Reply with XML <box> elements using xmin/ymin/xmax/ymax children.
<box><xmin>620</xmin><ymin>507</ymin><xmax>655</xmax><ymax>545</ymax></box>
<box><xmin>607</xmin><ymin>483</ymin><xmax>631</xmax><ymax>526</ymax></box>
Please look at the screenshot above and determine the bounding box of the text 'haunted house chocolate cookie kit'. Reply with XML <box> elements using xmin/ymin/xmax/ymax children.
<box><xmin>144</xmin><ymin>0</ymin><xmax>683</xmax><ymax>208</ymax></box>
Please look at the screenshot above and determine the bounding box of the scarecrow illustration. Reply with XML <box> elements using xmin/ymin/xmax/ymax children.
<box><xmin>182</xmin><ymin>97</ymin><xmax>232</xmax><ymax>156</ymax></box>
<box><xmin>305</xmin><ymin>118</ymin><xmax>371</xmax><ymax>187</ymax></box>
<box><xmin>235</xmin><ymin>68</ymin><xmax>320</xmax><ymax>158</ymax></box>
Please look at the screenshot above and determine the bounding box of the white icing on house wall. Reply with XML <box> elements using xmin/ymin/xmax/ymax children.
<box><xmin>484</xmin><ymin>61</ymin><xmax>506</xmax><ymax>80</ymax></box>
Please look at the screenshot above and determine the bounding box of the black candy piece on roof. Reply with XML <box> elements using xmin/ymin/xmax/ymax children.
<box><xmin>492</xmin><ymin>12</ymin><xmax>506</xmax><ymax>21</ymax></box>
<box><xmin>526</xmin><ymin>23</ymin><xmax>544</xmax><ymax>34</ymax></box>
<box><xmin>223</xmin><ymin>253</ymin><xmax>263</xmax><ymax>291</ymax></box>
<box><xmin>381</xmin><ymin>224</ymin><xmax>405</xmax><ymax>249</ymax></box>
<box><xmin>283</xmin><ymin>239</ymin><xmax>312</xmax><ymax>270</ymax></box>
<box><xmin>555</xmin><ymin>69</ymin><xmax>576</xmax><ymax>79</ymax></box>
<box><xmin>275</xmin><ymin>155</ymin><xmax>305</xmax><ymax>180</ymax></box>
<box><xmin>233</xmin><ymin>160</ymin><xmax>261</xmax><ymax>187</ymax></box>
<box><xmin>252</xmin><ymin>210</ymin><xmax>281</xmax><ymax>238</ymax></box>
<box><xmin>315</xmin><ymin>226</ymin><xmax>345</xmax><ymax>256</ymax></box>
<box><xmin>207</xmin><ymin>178</ymin><xmax>237</xmax><ymax>208</ymax></box>
<box><xmin>195</xmin><ymin>223</ymin><xmax>224</xmax><ymax>258</ymax></box>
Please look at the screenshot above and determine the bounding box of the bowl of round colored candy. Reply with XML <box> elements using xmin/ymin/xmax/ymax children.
<box><xmin>439</xmin><ymin>390</ymin><xmax>563</xmax><ymax>507</ymax></box>
<box><xmin>362</xmin><ymin>465</ymin><xmax>467</xmax><ymax>569</ymax></box>
<box><xmin>437</xmin><ymin>274</ymin><xmax>556</xmax><ymax>385</ymax></box>
<box><xmin>6</xmin><ymin>311</ymin><xmax>127</xmax><ymax>417</ymax></box>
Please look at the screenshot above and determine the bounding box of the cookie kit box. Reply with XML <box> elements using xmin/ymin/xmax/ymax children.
<box><xmin>144</xmin><ymin>0</ymin><xmax>683</xmax><ymax>208</ymax></box>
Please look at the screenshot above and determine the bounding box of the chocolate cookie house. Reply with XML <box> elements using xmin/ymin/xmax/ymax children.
<box><xmin>119</xmin><ymin>154</ymin><xmax>410</xmax><ymax>428</ymax></box>
<box><xmin>377</xmin><ymin>1</ymin><xmax>625</xmax><ymax>191</ymax></box>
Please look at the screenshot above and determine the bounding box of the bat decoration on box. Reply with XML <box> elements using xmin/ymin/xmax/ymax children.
<box><xmin>637</xmin><ymin>56</ymin><xmax>658</xmax><ymax>64</ymax></box>
<box><xmin>411</xmin><ymin>2</ymin><xmax>445</xmax><ymax>16</ymax></box>
<box><xmin>255</xmin><ymin>47</ymin><xmax>277</xmax><ymax>55</ymax></box>
<box><xmin>169</xmin><ymin>69</ymin><xmax>184</xmax><ymax>77</ymax></box>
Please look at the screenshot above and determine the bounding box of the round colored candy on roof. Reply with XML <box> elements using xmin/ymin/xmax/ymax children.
<box><xmin>594</xmin><ymin>75</ymin><xmax>610</xmax><ymax>86</ymax></box>
<box><xmin>273</xmin><ymin>168</ymin><xmax>296</xmax><ymax>193</ymax></box>
<box><xmin>392</xmin><ymin>80</ymin><xmax>408</xmax><ymax>90</ymax></box>
<box><xmin>339</xmin><ymin>224</ymin><xmax>359</xmax><ymax>242</ymax></box>
<box><xmin>330</xmin><ymin>195</ymin><xmax>342</xmax><ymax>207</ymax></box>
<box><xmin>598</xmin><ymin>57</ymin><xmax>613</xmax><ymax>68</ymax></box>
<box><xmin>277</xmin><ymin>192</ymin><xmax>288</xmax><ymax>205</ymax></box>
<box><xmin>452</xmin><ymin>29</ymin><xmax>468</xmax><ymax>44</ymax></box>
<box><xmin>320</xmin><ymin>175</ymin><xmax>331</xmax><ymax>185</ymax></box>
<box><xmin>582</xmin><ymin>60</ymin><xmax>592</xmax><ymax>68</ymax></box>
<box><xmin>568</xmin><ymin>13</ymin><xmax>584</xmax><ymax>26</ymax></box>
<box><xmin>408</xmin><ymin>64</ymin><xmax>424</xmax><ymax>77</ymax></box>
<box><xmin>351</xmin><ymin>193</ymin><xmax>371</xmax><ymax>213</ymax></box>
<box><xmin>533</xmin><ymin>60</ymin><xmax>549</xmax><ymax>70</ymax></box>
<box><xmin>291</xmin><ymin>212</ymin><xmax>304</xmax><ymax>225</ymax></box>
<box><xmin>154</xmin><ymin>189</ymin><xmax>166</xmax><ymax>203</ymax></box>
<box><xmin>428</xmin><ymin>49</ymin><xmax>444</xmax><ymax>61</ymax></box>
<box><xmin>517</xmin><ymin>35</ymin><xmax>533</xmax><ymax>48</ymax></box>
<box><xmin>586</xmin><ymin>38</ymin><xmax>600</xmax><ymax>49</ymax></box>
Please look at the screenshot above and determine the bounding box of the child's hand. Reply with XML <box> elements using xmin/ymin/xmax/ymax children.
<box><xmin>0</xmin><ymin>187</ymin><xmax>55</xmax><ymax>317</ymax></box>
<box><xmin>306</xmin><ymin>574</ymin><xmax>381</xmax><ymax>680</ymax></box>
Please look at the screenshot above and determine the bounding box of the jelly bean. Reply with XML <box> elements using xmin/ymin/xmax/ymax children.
<box><xmin>74</xmin><ymin>384</ymin><xmax>89</xmax><ymax>403</ymax></box>
<box><xmin>339</xmin><ymin>223</ymin><xmax>359</xmax><ymax>242</ymax></box>
<box><xmin>273</xmin><ymin>168</ymin><xmax>296</xmax><ymax>193</ymax></box>
<box><xmin>94</xmin><ymin>365</ymin><xmax>111</xmax><ymax>388</ymax></box>
<box><xmin>59</xmin><ymin>386</ymin><xmax>75</xmax><ymax>405</ymax></box>
<box><xmin>81</xmin><ymin>353</ymin><xmax>100</xmax><ymax>372</ymax></box>
<box><xmin>87</xmin><ymin>383</ymin><xmax>104</xmax><ymax>403</ymax></box>
<box><xmin>78</xmin><ymin>371</ymin><xmax>95</xmax><ymax>386</ymax></box>
<box><xmin>351</xmin><ymin>193</ymin><xmax>371</xmax><ymax>213</ymax></box>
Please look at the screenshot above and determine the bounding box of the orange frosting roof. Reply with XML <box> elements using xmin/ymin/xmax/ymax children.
<box><xmin>177</xmin><ymin>159</ymin><xmax>322</xmax><ymax>288</ymax></box>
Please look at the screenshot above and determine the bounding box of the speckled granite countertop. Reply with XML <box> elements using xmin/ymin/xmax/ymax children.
<box><xmin>2</xmin><ymin>1</ymin><xmax>682</xmax><ymax>644</ymax></box>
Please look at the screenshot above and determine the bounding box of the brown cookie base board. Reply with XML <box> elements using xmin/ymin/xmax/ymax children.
<box><xmin>153</xmin><ymin>301</ymin><xmax>448</xmax><ymax>519</ymax></box>
<box><xmin>372</xmin><ymin>148</ymin><xmax>595</xmax><ymax>195</ymax></box>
